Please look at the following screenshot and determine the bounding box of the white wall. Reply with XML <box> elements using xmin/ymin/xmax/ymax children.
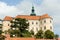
<box><xmin>40</xmin><ymin>18</ymin><xmax>53</xmax><ymax>32</ymax></box>
<box><xmin>28</xmin><ymin>20</ymin><xmax>40</xmax><ymax>34</ymax></box>
<box><xmin>2</xmin><ymin>18</ymin><xmax>53</xmax><ymax>35</ymax></box>
<box><xmin>2</xmin><ymin>21</ymin><xmax>11</xmax><ymax>32</ymax></box>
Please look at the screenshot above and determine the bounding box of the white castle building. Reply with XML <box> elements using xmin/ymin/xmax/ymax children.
<box><xmin>2</xmin><ymin>6</ymin><xmax>53</xmax><ymax>34</ymax></box>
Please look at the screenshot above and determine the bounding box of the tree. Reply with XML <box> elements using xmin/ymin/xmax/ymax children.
<box><xmin>35</xmin><ymin>30</ymin><xmax>43</xmax><ymax>38</ymax></box>
<box><xmin>11</xmin><ymin>18</ymin><xmax>29</xmax><ymax>32</ymax></box>
<box><xmin>30</xmin><ymin>30</ymin><xmax>34</xmax><ymax>37</ymax></box>
<box><xmin>0</xmin><ymin>23</ymin><xmax>6</xmax><ymax>40</ymax></box>
<box><xmin>21</xmin><ymin>30</ymin><xmax>31</xmax><ymax>37</ymax></box>
<box><xmin>10</xmin><ymin>18</ymin><xmax>30</xmax><ymax>37</ymax></box>
<box><xmin>9</xmin><ymin>29</ymin><xmax>21</xmax><ymax>37</ymax></box>
<box><xmin>0</xmin><ymin>35</ymin><xmax>6</xmax><ymax>40</ymax></box>
<box><xmin>0</xmin><ymin>24</ymin><xmax>2</xmax><ymax>34</ymax></box>
<box><xmin>44</xmin><ymin>30</ymin><xmax>54</xmax><ymax>39</ymax></box>
<box><xmin>54</xmin><ymin>34</ymin><xmax>59</xmax><ymax>39</ymax></box>
<box><xmin>0</xmin><ymin>30</ymin><xmax>2</xmax><ymax>34</ymax></box>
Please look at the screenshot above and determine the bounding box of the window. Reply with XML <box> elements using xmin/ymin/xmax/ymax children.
<box><xmin>32</xmin><ymin>22</ymin><xmax>34</xmax><ymax>24</ymax></box>
<box><xmin>36</xmin><ymin>27</ymin><xmax>38</xmax><ymax>31</ymax></box>
<box><xmin>44</xmin><ymin>20</ymin><xmax>46</xmax><ymax>23</ymax></box>
<box><xmin>40</xmin><ymin>21</ymin><xmax>42</xmax><ymax>24</ymax></box>
<box><xmin>44</xmin><ymin>26</ymin><xmax>46</xmax><ymax>30</ymax></box>
<box><xmin>50</xmin><ymin>20</ymin><xmax>52</xmax><ymax>23</ymax></box>
<box><xmin>50</xmin><ymin>26</ymin><xmax>52</xmax><ymax>29</ymax></box>
<box><xmin>40</xmin><ymin>27</ymin><xmax>42</xmax><ymax>30</ymax></box>
<box><xmin>36</xmin><ymin>22</ymin><xmax>38</xmax><ymax>25</ymax></box>
<box><xmin>8</xmin><ymin>24</ymin><xmax>9</xmax><ymax>26</ymax></box>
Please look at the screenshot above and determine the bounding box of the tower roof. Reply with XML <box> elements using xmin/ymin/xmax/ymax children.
<box><xmin>30</xmin><ymin>6</ymin><xmax>36</xmax><ymax>16</ymax></box>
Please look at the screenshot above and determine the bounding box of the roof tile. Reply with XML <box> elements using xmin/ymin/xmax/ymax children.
<box><xmin>4</xmin><ymin>14</ymin><xmax>52</xmax><ymax>21</ymax></box>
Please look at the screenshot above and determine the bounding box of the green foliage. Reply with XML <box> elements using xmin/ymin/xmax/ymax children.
<box><xmin>0</xmin><ymin>35</ymin><xmax>6</xmax><ymax>40</ymax></box>
<box><xmin>30</xmin><ymin>30</ymin><xmax>34</xmax><ymax>35</ymax></box>
<box><xmin>54</xmin><ymin>34</ymin><xmax>59</xmax><ymax>39</ymax></box>
<box><xmin>44</xmin><ymin>30</ymin><xmax>54</xmax><ymax>39</ymax></box>
<box><xmin>35</xmin><ymin>30</ymin><xmax>43</xmax><ymax>38</ymax></box>
<box><xmin>0</xmin><ymin>30</ymin><xmax>2</xmax><ymax>34</ymax></box>
<box><xmin>21</xmin><ymin>30</ymin><xmax>32</xmax><ymax>37</ymax></box>
<box><xmin>0</xmin><ymin>24</ymin><xmax>2</xmax><ymax>34</ymax></box>
<box><xmin>9</xmin><ymin>29</ymin><xmax>21</xmax><ymax>37</ymax></box>
<box><xmin>10</xmin><ymin>18</ymin><xmax>30</xmax><ymax>37</ymax></box>
<box><xmin>11</xmin><ymin>18</ymin><xmax>29</xmax><ymax>31</ymax></box>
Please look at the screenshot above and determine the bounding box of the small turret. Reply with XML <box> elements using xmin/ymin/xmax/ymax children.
<box><xmin>30</xmin><ymin>6</ymin><xmax>36</xmax><ymax>16</ymax></box>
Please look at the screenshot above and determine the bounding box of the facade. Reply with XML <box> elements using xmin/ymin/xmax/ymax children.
<box><xmin>2</xmin><ymin>6</ymin><xmax>53</xmax><ymax>34</ymax></box>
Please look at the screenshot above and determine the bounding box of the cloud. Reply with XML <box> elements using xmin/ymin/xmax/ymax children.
<box><xmin>40</xmin><ymin>0</ymin><xmax>60</xmax><ymax>36</ymax></box>
<box><xmin>0</xmin><ymin>1</ymin><xmax>18</xmax><ymax>18</ymax></box>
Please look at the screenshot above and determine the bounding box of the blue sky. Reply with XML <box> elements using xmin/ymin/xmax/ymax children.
<box><xmin>0</xmin><ymin>0</ymin><xmax>22</xmax><ymax>5</ymax></box>
<box><xmin>0</xmin><ymin>0</ymin><xmax>60</xmax><ymax>37</ymax></box>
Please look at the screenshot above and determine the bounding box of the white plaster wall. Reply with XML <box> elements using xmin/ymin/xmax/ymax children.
<box><xmin>41</xmin><ymin>18</ymin><xmax>53</xmax><ymax>32</ymax></box>
<box><xmin>2</xmin><ymin>21</ymin><xmax>11</xmax><ymax>32</ymax></box>
<box><xmin>28</xmin><ymin>20</ymin><xmax>40</xmax><ymax>34</ymax></box>
<box><xmin>2</xmin><ymin>18</ymin><xmax>53</xmax><ymax>34</ymax></box>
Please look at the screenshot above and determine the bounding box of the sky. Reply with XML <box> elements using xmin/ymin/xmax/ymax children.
<box><xmin>0</xmin><ymin>0</ymin><xmax>60</xmax><ymax>37</ymax></box>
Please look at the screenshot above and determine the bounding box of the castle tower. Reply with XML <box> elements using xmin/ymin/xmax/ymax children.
<box><xmin>30</xmin><ymin>6</ymin><xmax>36</xmax><ymax>16</ymax></box>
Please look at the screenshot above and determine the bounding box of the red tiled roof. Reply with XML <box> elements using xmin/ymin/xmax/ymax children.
<box><xmin>16</xmin><ymin>15</ymin><xmax>41</xmax><ymax>20</ymax></box>
<box><xmin>4</xmin><ymin>16</ymin><xmax>13</xmax><ymax>21</ymax></box>
<box><xmin>4</xmin><ymin>14</ymin><xmax>52</xmax><ymax>21</ymax></box>
<box><xmin>40</xmin><ymin>14</ymin><xmax>52</xmax><ymax>19</ymax></box>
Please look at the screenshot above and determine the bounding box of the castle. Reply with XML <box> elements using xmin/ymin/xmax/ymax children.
<box><xmin>2</xmin><ymin>6</ymin><xmax>53</xmax><ymax>34</ymax></box>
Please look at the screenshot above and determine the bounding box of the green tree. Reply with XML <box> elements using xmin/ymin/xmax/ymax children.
<box><xmin>54</xmin><ymin>34</ymin><xmax>59</xmax><ymax>39</ymax></box>
<box><xmin>35</xmin><ymin>30</ymin><xmax>43</xmax><ymax>38</ymax></box>
<box><xmin>11</xmin><ymin>18</ymin><xmax>29</xmax><ymax>31</ymax></box>
<box><xmin>0</xmin><ymin>30</ymin><xmax>2</xmax><ymax>34</ymax></box>
<box><xmin>21</xmin><ymin>30</ymin><xmax>31</xmax><ymax>37</ymax></box>
<box><xmin>0</xmin><ymin>23</ymin><xmax>6</xmax><ymax>40</ymax></box>
<box><xmin>30</xmin><ymin>30</ymin><xmax>34</xmax><ymax>35</ymax></box>
<box><xmin>30</xmin><ymin>30</ymin><xmax>34</xmax><ymax>37</ymax></box>
<box><xmin>0</xmin><ymin>24</ymin><xmax>2</xmax><ymax>34</ymax></box>
<box><xmin>9</xmin><ymin>29</ymin><xmax>21</xmax><ymax>37</ymax></box>
<box><xmin>44</xmin><ymin>30</ymin><xmax>54</xmax><ymax>39</ymax></box>
<box><xmin>0</xmin><ymin>35</ymin><xmax>6</xmax><ymax>40</ymax></box>
<box><xmin>10</xmin><ymin>18</ymin><xmax>31</xmax><ymax>37</ymax></box>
